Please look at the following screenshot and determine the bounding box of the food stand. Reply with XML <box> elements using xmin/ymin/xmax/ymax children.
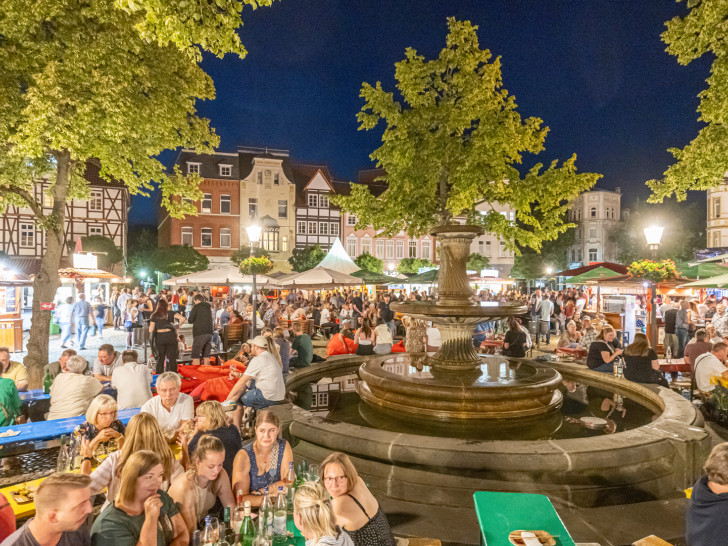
<box><xmin>0</xmin><ymin>264</ymin><xmax>33</xmax><ymax>352</ymax></box>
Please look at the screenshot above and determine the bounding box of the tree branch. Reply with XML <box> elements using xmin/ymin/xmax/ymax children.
<box><xmin>1</xmin><ymin>186</ymin><xmax>46</xmax><ymax>221</ymax></box>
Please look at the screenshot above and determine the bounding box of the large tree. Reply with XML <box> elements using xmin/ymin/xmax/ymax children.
<box><xmin>648</xmin><ymin>2</ymin><xmax>728</xmax><ymax>201</ymax></box>
<box><xmin>354</xmin><ymin>252</ymin><xmax>384</xmax><ymax>273</ymax></box>
<box><xmin>288</xmin><ymin>244</ymin><xmax>327</xmax><ymax>273</ymax></box>
<box><xmin>0</xmin><ymin>0</ymin><xmax>274</xmax><ymax>386</ymax></box>
<box><xmin>128</xmin><ymin>229</ymin><xmax>208</xmax><ymax>278</ymax></box>
<box><xmin>510</xmin><ymin>228</ymin><xmax>575</xmax><ymax>280</ymax></box>
<box><xmin>334</xmin><ymin>18</ymin><xmax>600</xmax><ymax>251</ymax></box>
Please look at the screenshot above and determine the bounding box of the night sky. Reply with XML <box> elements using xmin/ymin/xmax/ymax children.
<box><xmin>129</xmin><ymin>0</ymin><xmax>711</xmax><ymax>225</ymax></box>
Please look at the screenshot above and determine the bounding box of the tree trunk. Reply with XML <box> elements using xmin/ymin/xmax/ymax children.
<box><xmin>23</xmin><ymin>151</ymin><xmax>72</xmax><ymax>388</ymax></box>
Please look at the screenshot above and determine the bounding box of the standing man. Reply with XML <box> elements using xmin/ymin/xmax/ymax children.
<box><xmin>0</xmin><ymin>347</ymin><xmax>28</xmax><ymax>392</ymax></box>
<box><xmin>72</xmin><ymin>294</ymin><xmax>92</xmax><ymax>350</ymax></box>
<box><xmin>56</xmin><ymin>296</ymin><xmax>75</xmax><ymax>349</ymax></box>
<box><xmin>676</xmin><ymin>300</ymin><xmax>691</xmax><ymax>358</ymax></box>
<box><xmin>536</xmin><ymin>295</ymin><xmax>554</xmax><ymax>346</ymax></box>
<box><xmin>188</xmin><ymin>294</ymin><xmax>213</xmax><ymax>366</ymax></box>
<box><xmin>93</xmin><ymin>296</ymin><xmax>107</xmax><ymax>340</ymax></box>
<box><xmin>663</xmin><ymin>305</ymin><xmax>679</xmax><ymax>359</ymax></box>
<box><xmin>378</xmin><ymin>293</ymin><xmax>396</xmax><ymax>339</ymax></box>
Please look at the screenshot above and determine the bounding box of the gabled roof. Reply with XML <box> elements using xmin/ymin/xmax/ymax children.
<box><xmin>554</xmin><ymin>262</ymin><xmax>627</xmax><ymax>277</ymax></box>
<box><xmin>237</xmin><ymin>145</ymin><xmax>295</xmax><ymax>183</ymax></box>
<box><xmin>82</xmin><ymin>159</ymin><xmax>126</xmax><ymax>188</ymax></box>
<box><xmin>172</xmin><ymin>150</ymin><xmax>241</xmax><ymax>180</ymax></box>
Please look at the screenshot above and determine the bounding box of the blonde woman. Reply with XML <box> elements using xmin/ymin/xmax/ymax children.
<box><xmin>81</xmin><ymin>412</ymin><xmax>184</xmax><ymax>511</ymax></box>
<box><xmin>75</xmin><ymin>394</ymin><xmax>125</xmax><ymax>452</ymax></box>
<box><xmin>320</xmin><ymin>452</ymin><xmax>396</xmax><ymax>546</ymax></box>
<box><xmin>294</xmin><ymin>481</ymin><xmax>354</xmax><ymax>546</ymax></box>
<box><xmin>169</xmin><ymin>435</ymin><xmax>235</xmax><ymax>536</ymax></box>
<box><xmin>184</xmin><ymin>401</ymin><xmax>242</xmax><ymax>477</ymax></box>
<box><xmin>402</xmin><ymin>316</ymin><xmax>426</xmax><ymax>353</ymax></box>
<box><xmin>91</xmin><ymin>450</ymin><xmax>188</xmax><ymax>546</ymax></box>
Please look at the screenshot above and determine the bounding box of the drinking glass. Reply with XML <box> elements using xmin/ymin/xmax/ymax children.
<box><xmin>208</xmin><ymin>517</ymin><xmax>219</xmax><ymax>542</ymax></box>
<box><xmin>307</xmin><ymin>464</ymin><xmax>320</xmax><ymax>482</ymax></box>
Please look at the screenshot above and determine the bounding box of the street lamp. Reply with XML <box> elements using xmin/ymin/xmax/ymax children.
<box><xmin>643</xmin><ymin>225</ymin><xmax>664</xmax><ymax>349</ymax></box>
<box><xmin>246</xmin><ymin>224</ymin><xmax>262</xmax><ymax>338</ymax></box>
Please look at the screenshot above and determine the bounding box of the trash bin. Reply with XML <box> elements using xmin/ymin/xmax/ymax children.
<box><xmin>49</xmin><ymin>313</ymin><xmax>60</xmax><ymax>335</ymax></box>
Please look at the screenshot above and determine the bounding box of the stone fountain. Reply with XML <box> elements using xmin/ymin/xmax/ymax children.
<box><xmin>357</xmin><ymin>224</ymin><xmax>564</xmax><ymax>423</ymax></box>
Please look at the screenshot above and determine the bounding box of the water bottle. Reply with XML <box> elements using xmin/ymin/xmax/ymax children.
<box><xmin>252</xmin><ymin>510</ymin><xmax>270</xmax><ymax>546</ymax></box>
<box><xmin>666</xmin><ymin>346</ymin><xmax>672</xmax><ymax>364</ymax></box>
<box><xmin>273</xmin><ymin>486</ymin><xmax>287</xmax><ymax>544</ymax></box>
<box><xmin>202</xmin><ymin>516</ymin><xmax>216</xmax><ymax>546</ymax></box>
<box><xmin>260</xmin><ymin>486</ymin><xmax>272</xmax><ymax>537</ymax></box>
<box><xmin>43</xmin><ymin>369</ymin><xmax>53</xmax><ymax>395</ymax></box>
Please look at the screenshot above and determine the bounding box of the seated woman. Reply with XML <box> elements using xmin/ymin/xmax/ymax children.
<box><xmin>0</xmin><ymin>377</ymin><xmax>23</xmax><ymax>426</ymax></box>
<box><xmin>502</xmin><ymin>317</ymin><xmax>527</xmax><ymax>358</ymax></box>
<box><xmin>586</xmin><ymin>325</ymin><xmax>623</xmax><ymax>373</ymax></box>
<box><xmin>354</xmin><ymin>318</ymin><xmax>376</xmax><ymax>356</ymax></box>
<box><xmin>294</xmin><ymin>481</ymin><xmax>354</xmax><ymax>546</ymax></box>
<box><xmin>75</xmin><ymin>394</ymin><xmax>125</xmax><ymax>453</ymax></box>
<box><xmin>373</xmin><ymin>318</ymin><xmax>393</xmax><ymax>355</ymax></box>
<box><xmin>184</xmin><ymin>401</ymin><xmax>242</xmax><ymax>478</ymax></box>
<box><xmin>169</xmin><ymin>435</ymin><xmax>235</xmax><ymax>536</ymax></box>
<box><xmin>320</xmin><ymin>452</ymin><xmax>396</xmax><ymax>546</ymax></box>
<box><xmin>623</xmin><ymin>333</ymin><xmax>668</xmax><ymax>387</ymax></box>
<box><xmin>231</xmin><ymin>410</ymin><xmax>293</xmax><ymax>507</ymax></box>
<box><xmin>81</xmin><ymin>412</ymin><xmax>184</xmax><ymax>511</ymax></box>
<box><xmin>91</xmin><ymin>450</ymin><xmax>188</xmax><ymax>546</ymax></box>
<box><xmin>224</xmin><ymin>343</ymin><xmax>251</xmax><ymax>367</ymax></box>
<box><xmin>47</xmin><ymin>356</ymin><xmax>103</xmax><ymax>420</ymax></box>
<box><xmin>557</xmin><ymin>320</ymin><xmax>582</xmax><ymax>348</ymax></box>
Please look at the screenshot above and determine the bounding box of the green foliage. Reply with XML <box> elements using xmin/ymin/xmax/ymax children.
<box><xmin>354</xmin><ymin>252</ymin><xmax>384</xmax><ymax>273</ymax></box>
<box><xmin>332</xmin><ymin>18</ymin><xmax>600</xmax><ymax>251</ymax></box>
<box><xmin>609</xmin><ymin>199</ymin><xmax>705</xmax><ymax>264</ymax></box>
<box><xmin>397</xmin><ymin>257</ymin><xmax>434</xmax><ymax>275</ymax></box>
<box><xmin>230</xmin><ymin>245</ymin><xmax>270</xmax><ymax>265</ymax></box>
<box><xmin>128</xmin><ymin>229</ymin><xmax>208</xmax><ymax>277</ymax></box>
<box><xmin>77</xmin><ymin>235</ymin><xmax>124</xmax><ymax>269</ymax></box>
<box><xmin>627</xmin><ymin>259</ymin><xmax>677</xmax><ymax>284</ymax></box>
<box><xmin>466</xmin><ymin>253</ymin><xmax>490</xmax><ymax>272</ymax></box>
<box><xmin>510</xmin><ymin>228</ymin><xmax>575</xmax><ymax>280</ymax></box>
<box><xmin>239</xmin><ymin>255</ymin><xmax>273</xmax><ymax>275</ymax></box>
<box><xmin>288</xmin><ymin>244</ymin><xmax>327</xmax><ymax>272</ymax></box>
<box><xmin>647</xmin><ymin>2</ymin><xmax>728</xmax><ymax>201</ymax></box>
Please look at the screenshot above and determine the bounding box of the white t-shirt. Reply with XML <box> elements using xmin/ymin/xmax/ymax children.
<box><xmin>111</xmin><ymin>363</ymin><xmax>153</xmax><ymax>410</ymax></box>
<box><xmin>425</xmin><ymin>326</ymin><xmax>441</xmax><ymax>348</ymax></box>
<box><xmin>245</xmin><ymin>351</ymin><xmax>285</xmax><ymax>402</ymax></box>
<box><xmin>575</xmin><ymin>297</ymin><xmax>586</xmax><ymax>314</ymax></box>
<box><xmin>695</xmin><ymin>353</ymin><xmax>727</xmax><ymax>392</ymax></box>
<box><xmin>55</xmin><ymin>303</ymin><xmax>74</xmax><ymax>324</ymax></box>
<box><xmin>321</xmin><ymin>308</ymin><xmax>330</xmax><ymax>323</ymax></box>
<box><xmin>93</xmin><ymin>352</ymin><xmax>124</xmax><ymax>377</ymax></box>
<box><xmin>48</xmin><ymin>374</ymin><xmax>103</xmax><ymax>420</ymax></box>
<box><xmin>140</xmin><ymin>393</ymin><xmax>194</xmax><ymax>432</ymax></box>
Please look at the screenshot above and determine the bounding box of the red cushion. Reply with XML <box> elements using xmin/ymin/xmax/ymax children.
<box><xmin>391</xmin><ymin>340</ymin><xmax>406</xmax><ymax>353</ymax></box>
<box><xmin>326</xmin><ymin>335</ymin><xmax>357</xmax><ymax>357</ymax></box>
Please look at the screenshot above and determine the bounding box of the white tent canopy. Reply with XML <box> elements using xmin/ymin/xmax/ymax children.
<box><xmin>162</xmin><ymin>267</ymin><xmax>279</xmax><ymax>287</ymax></box>
<box><xmin>278</xmin><ymin>267</ymin><xmax>363</xmax><ymax>289</ymax></box>
<box><xmin>315</xmin><ymin>238</ymin><xmax>360</xmax><ymax>274</ymax></box>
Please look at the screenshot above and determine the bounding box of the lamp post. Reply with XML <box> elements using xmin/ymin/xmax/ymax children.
<box><xmin>246</xmin><ymin>224</ymin><xmax>262</xmax><ymax>339</ymax></box>
<box><xmin>643</xmin><ymin>226</ymin><xmax>664</xmax><ymax>350</ymax></box>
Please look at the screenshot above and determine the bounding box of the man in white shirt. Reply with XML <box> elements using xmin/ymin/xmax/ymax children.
<box><xmin>116</xmin><ymin>289</ymin><xmax>130</xmax><ymax>315</ymax></box>
<box><xmin>536</xmin><ymin>296</ymin><xmax>554</xmax><ymax>346</ymax></box>
<box><xmin>111</xmin><ymin>350</ymin><xmax>152</xmax><ymax>410</ymax></box>
<box><xmin>140</xmin><ymin>371</ymin><xmax>193</xmax><ymax>433</ymax></box>
<box><xmin>695</xmin><ymin>343</ymin><xmax>728</xmax><ymax>393</ymax></box>
<box><xmin>93</xmin><ymin>344</ymin><xmax>123</xmax><ymax>382</ymax></box>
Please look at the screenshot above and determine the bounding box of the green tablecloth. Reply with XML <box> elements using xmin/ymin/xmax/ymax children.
<box><xmin>286</xmin><ymin>518</ymin><xmax>305</xmax><ymax>545</ymax></box>
<box><xmin>473</xmin><ymin>491</ymin><xmax>575</xmax><ymax>546</ymax></box>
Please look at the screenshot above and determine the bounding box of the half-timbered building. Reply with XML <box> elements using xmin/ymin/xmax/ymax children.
<box><xmin>291</xmin><ymin>164</ymin><xmax>347</xmax><ymax>251</ymax></box>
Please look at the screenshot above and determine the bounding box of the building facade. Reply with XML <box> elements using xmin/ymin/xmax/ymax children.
<box><xmin>566</xmin><ymin>188</ymin><xmax>622</xmax><ymax>266</ymax></box>
<box><xmin>469</xmin><ymin>201</ymin><xmax>516</xmax><ymax>277</ymax></box>
<box><xmin>291</xmin><ymin>165</ymin><xmax>345</xmax><ymax>251</ymax></box>
<box><xmin>0</xmin><ymin>160</ymin><xmax>129</xmax><ymax>274</ymax></box>
<box><xmin>707</xmin><ymin>180</ymin><xmax>728</xmax><ymax>248</ymax></box>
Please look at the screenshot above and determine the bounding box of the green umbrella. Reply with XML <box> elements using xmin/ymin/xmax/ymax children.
<box><xmin>678</xmin><ymin>272</ymin><xmax>728</xmax><ymax>288</ymax></box>
<box><xmin>349</xmin><ymin>269</ymin><xmax>396</xmax><ymax>284</ymax></box>
<box><xmin>673</xmin><ymin>261</ymin><xmax>728</xmax><ymax>280</ymax></box>
<box><xmin>399</xmin><ymin>268</ymin><xmax>439</xmax><ymax>284</ymax></box>
<box><xmin>563</xmin><ymin>266</ymin><xmax>623</xmax><ymax>284</ymax></box>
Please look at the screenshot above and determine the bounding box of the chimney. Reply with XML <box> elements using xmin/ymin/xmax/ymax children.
<box><xmin>615</xmin><ymin>187</ymin><xmax>622</xmax><ymax>195</ymax></box>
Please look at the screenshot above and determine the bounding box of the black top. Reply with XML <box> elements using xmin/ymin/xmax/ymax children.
<box><xmin>188</xmin><ymin>301</ymin><xmax>213</xmax><ymax>336</ymax></box>
<box><xmin>586</xmin><ymin>339</ymin><xmax>621</xmax><ymax>370</ymax></box>
<box><xmin>344</xmin><ymin>493</ymin><xmax>397</xmax><ymax>546</ymax></box>
<box><xmin>188</xmin><ymin>424</ymin><xmax>242</xmax><ymax>478</ymax></box>
<box><xmin>378</xmin><ymin>301</ymin><xmax>394</xmax><ymax>323</ymax></box>
<box><xmin>352</xmin><ymin>297</ymin><xmax>364</xmax><ymax>316</ymax></box>
<box><xmin>664</xmin><ymin>308</ymin><xmax>678</xmax><ymax>334</ymax></box>
<box><xmin>503</xmin><ymin>330</ymin><xmax>527</xmax><ymax>358</ymax></box>
<box><xmin>151</xmin><ymin>311</ymin><xmax>177</xmax><ymax>332</ymax></box>
<box><xmin>623</xmin><ymin>349</ymin><xmax>658</xmax><ymax>383</ymax></box>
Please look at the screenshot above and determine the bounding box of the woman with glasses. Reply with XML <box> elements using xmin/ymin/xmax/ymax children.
<box><xmin>320</xmin><ymin>452</ymin><xmax>396</xmax><ymax>546</ymax></box>
<box><xmin>75</xmin><ymin>394</ymin><xmax>125</xmax><ymax>452</ymax></box>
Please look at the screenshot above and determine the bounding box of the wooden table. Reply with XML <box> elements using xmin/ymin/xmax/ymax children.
<box><xmin>556</xmin><ymin>346</ymin><xmax>588</xmax><ymax>359</ymax></box>
<box><xmin>480</xmin><ymin>339</ymin><xmax>504</xmax><ymax>355</ymax></box>
<box><xmin>658</xmin><ymin>358</ymin><xmax>689</xmax><ymax>374</ymax></box>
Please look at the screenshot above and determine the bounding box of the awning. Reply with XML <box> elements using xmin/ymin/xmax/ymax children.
<box><xmin>554</xmin><ymin>262</ymin><xmax>627</xmax><ymax>277</ymax></box>
<box><xmin>59</xmin><ymin>268</ymin><xmax>126</xmax><ymax>281</ymax></box>
<box><xmin>162</xmin><ymin>267</ymin><xmax>279</xmax><ymax>287</ymax></box>
<box><xmin>278</xmin><ymin>267</ymin><xmax>363</xmax><ymax>289</ymax></box>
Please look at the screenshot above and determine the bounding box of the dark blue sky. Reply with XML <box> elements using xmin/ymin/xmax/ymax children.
<box><xmin>130</xmin><ymin>0</ymin><xmax>710</xmax><ymax>224</ymax></box>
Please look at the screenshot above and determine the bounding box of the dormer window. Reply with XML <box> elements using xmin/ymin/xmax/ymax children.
<box><xmin>187</xmin><ymin>162</ymin><xmax>201</xmax><ymax>175</ymax></box>
<box><xmin>219</xmin><ymin>164</ymin><xmax>232</xmax><ymax>177</ymax></box>
<box><xmin>274</xmin><ymin>173</ymin><xmax>280</xmax><ymax>185</ymax></box>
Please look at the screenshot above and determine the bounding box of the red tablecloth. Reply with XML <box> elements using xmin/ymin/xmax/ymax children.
<box><xmin>659</xmin><ymin>359</ymin><xmax>689</xmax><ymax>374</ymax></box>
<box><xmin>555</xmin><ymin>346</ymin><xmax>588</xmax><ymax>358</ymax></box>
<box><xmin>480</xmin><ymin>340</ymin><xmax>504</xmax><ymax>348</ymax></box>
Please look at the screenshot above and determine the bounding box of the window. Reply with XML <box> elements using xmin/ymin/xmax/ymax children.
<box><xmin>274</xmin><ymin>173</ymin><xmax>280</xmax><ymax>185</ymax></box>
<box><xmin>576</xmin><ymin>209</ymin><xmax>581</xmax><ymax>221</ymax></box>
<box><xmin>248</xmin><ymin>198</ymin><xmax>258</xmax><ymax>218</ymax></box>
<box><xmin>589</xmin><ymin>228</ymin><xmax>597</xmax><ymax>239</ymax></box>
<box><xmin>577</xmin><ymin>248</ymin><xmax>583</xmax><ymax>263</ymax></box>
<box><xmin>478</xmin><ymin>240</ymin><xmax>484</xmax><ymax>253</ymax></box>
<box><xmin>201</xmin><ymin>193</ymin><xmax>212</xmax><ymax>213</ymax></box>
<box><xmin>408</xmin><ymin>240</ymin><xmax>417</xmax><ymax>258</ymax></box>
<box><xmin>89</xmin><ymin>190</ymin><xmax>103</xmax><ymax>211</ymax></box>
<box><xmin>346</xmin><ymin>237</ymin><xmax>358</xmax><ymax>257</ymax></box>
<box><xmin>499</xmin><ymin>241</ymin><xmax>506</xmax><ymax>257</ymax></box>
<box><xmin>361</xmin><ymin>238</ymin><xmax>371</xmax><ymax>255</ymax></box>
<box><xmin>589</xmin><ymin>248</ymin><xmax>598</xmax><ymax>262</ymax></box>
<box><xmin>386</xmin><ymin>240</ymin><xmax>394</xmax><ymax>259</ymax></box>
<box><xmin>282</xmin><ymin>236</ymin><xmax>288</xmax><ymax>252</ymax></box>
<box><xmin>330</xmin><ymin>223</ymin><xmax>339</xmax><ymax>236</ymax></box>
<box><xmin>376</xmin><ymin>240</ymin><xmax>385</xmax><ymax>259</ymax></box>
<box><xmin>307</xmin><ymin>193</ymin><xmax>318</xmax><ymax>208</ymax></box>
<box><xmin>262</xmin><ymin>228</ymin><xmax>279</xmax><ymax>252</ymax></box>
<box><xmin>187</xmin><ymin>162</ymin><xmax>200</xmax><ymax>175</ymax></box>
<box><xmin>201</xmin><ymin>228</ymin><xmax>212</xmax><ymax>247</ymax></box>
<box><xmin>320</xmin><ymin>195</ymin><xmax>329</xmax><ymax>208</ymax></box>
<box><xmin>20</xmin><ymin>223</ymin><xmax>34</xmax><ymax>247</ymax></box>
<box><xmin>319</xmin><ymin>222</ymin><xmax>329</xmax><ymax>236</ymax></box>
<box><xmin>219</xmin><ymin>228</ymin><xmax>231</xmax><ymax>248</ymax></box>
<box><xmin>395</xmin><ymin>240</ymin><xmax>404</xmax><ymax>259</ymax></box>
<box><xmin>43</xmin><ymin>193</ymin><xmax>53</xmax><ymax>208</ymax></box>
<box><xmin>220</xmin><ymin>195</ymin><xmax>231</xmax><ymax>214</ymax></box>
<box><xmin>590</xmin><ymin>207</ymin><xmax>597</xmax><ymax>218</ymax></box>
<box><xmin>421</xmin><ymin>240</ymin><xmax>431</xmax><ymax>260</ymax></box>
<box><xmin>219</xmin><ymin>165</ymin><xmax>232</xmax><ymax>177</ymax></box>
<box><xmin>485</xmin><ymin>241</ymin><xmax>492</xmax><ymax>257</ymax></box>
<box><xmin>308</xmin><ymin>221</ymin><xmax>317</xmax><ymax>235</ymax></box>
<box><xmin>714</xmin><ymin>231</ymin><xmax>721</xmax><ymax>248</ymax></box>
<box><xmin>278</xmin><ymin>200</ymin><xmax>288</xmax><ymax>219</ymax></box>
<box><xmin>297</xmin><ymin>221</ymin><xmax>306</xmax><ymax>234</ymax></box>
<box><xmin>181</xmin><ymin>227</ymin><xmax>193</xmax><ymax>246</ymax></box>
<box><xmin>715</xmin><ymin>198</ymin><xmax>721</xmax><ymax>219</ymax></box>
<box><xmin>347</xmin><ymin>214</ymin><xmax>357</xmax><ymax>226</ymax></box>
<box><xmin>89</xmin><ymin>225</ymin><xmax>103</xmax><ymax>236</ymax></box>
<box><xmin>257</xmin><ymin>171</ymin><xmax>262</xmax><ymax>184</ymax></box>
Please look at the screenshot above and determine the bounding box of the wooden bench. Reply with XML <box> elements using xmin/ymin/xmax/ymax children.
<box><xmin>221</xmin><ymin>322</ymin><xmax>250</xmax><ymax>352</ymax></box>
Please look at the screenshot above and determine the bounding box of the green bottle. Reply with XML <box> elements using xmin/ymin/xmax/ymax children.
<box><xmin>240</xmin><ymin>500</ymin><xmax>256</xmax><ymax>546</ymax></box>
<box><xmin>42</xmin><ymin>369</ymin><xmax>53</xmax><ymax>394</ymax></box>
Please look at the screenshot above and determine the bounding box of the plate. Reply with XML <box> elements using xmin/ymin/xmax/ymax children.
<box><xmin>508</xmin><ymin>530</ymin><xmax>556</xmax><ymax>545</ymax></box>
<box><xmin>580</xmin><ymin>416</ymin><xmax>607</xmax><ymax>429</ymax></box>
